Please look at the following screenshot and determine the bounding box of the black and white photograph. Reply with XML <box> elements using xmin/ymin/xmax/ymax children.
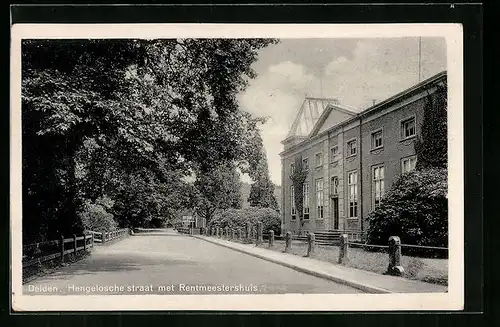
<box><xmin>10</xmin><ymin>24</ymin><xmax>464</xmax><ymax>311</ymax></box>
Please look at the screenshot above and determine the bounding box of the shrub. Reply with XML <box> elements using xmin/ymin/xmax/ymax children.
<box><xmin>209</xmin><ymin>207</ymin><xmax>281</xmax><ymax>235</ymax></box>
<box><xmin>366</xmin><ymin>168</ymin><xmax>447</xmax><ymax>257</ymax></box>
<box><xmin>78</xmin><ymin>196</ymin><xmax>118</xmax><ymax>233</ymax></box>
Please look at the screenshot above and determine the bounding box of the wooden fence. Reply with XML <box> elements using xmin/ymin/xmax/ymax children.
<box><xmin>22</xmin><ymin>233</ymin><xmax>95</xmax><ymax>269</ymax></box>
<box><xmin>90</xmin><ymin>228</ymin><xmax>129</xmax><ymax>244</ymax></box>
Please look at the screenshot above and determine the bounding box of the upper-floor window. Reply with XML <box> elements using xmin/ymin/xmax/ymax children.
<box><xmin>330</xmin><ymin>146</ymin><xmax>339</xmax><ymax>160</ymax></box>
<box><xmin>372</xmin><ymin>165</ymin><xmax>385</xmax><ymax>209</ymax></box>
<box><xmin>347</xmin><ymin>139</ymin><xmax>357</xmax><ymax>156</ymax></box>
<box><xmin>331</xmin><ymin>176</ymin><xmax>339</xmax><ymax>196</ymax></box>
<box><xmin>316</xmin><ymin>179</ymin><xmax>324</xmax><ymax>219</ymax></box>
<box><xmin>401</xmin><ymin>117</ymin><xmax>416</xmax><ymax>140</ymax></box>
<box><xmin>303</xmin><ymin>183</ymin><xmax>310</xmax><ymax>219</ymax></box>
<box><xmin>371</xmin><ymin>130</ymin><xmax>383</xmax><ymax>149</ymax></box>
<box><xmin>348</xmin><ymin>171</ymin><xmax>358</xmax><ymax>218</ymax></box>
<box><xmin>290</xmin><ymin>185</ymin><xmax>296</xmax><ymax>218</ymax></box>
<box><xmin>401</xmin><ymin>156</ymin><xmax>417</xmax><ymax>174</ymax></box>
<box><xmin>315</xmin><ymin>153</ymin><xmax>323</xmax><ymax>167</ymax></box>
<box><xmin>302</xmin><ymin>158</ymin><xmax>309</xmax><ymax>171</ymax></box>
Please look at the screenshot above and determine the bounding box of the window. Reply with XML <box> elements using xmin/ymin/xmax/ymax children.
<box><xmin>290</xmin><ymin>163</ymin><xmax>295</xmax><ymax>174</ymax></box>
<box><xmin>316</xmin><ymin>179</ymin><xmax>324</xmax><ymax>219</ymax></box>
<box><xmin>401</xmin><ymin>156</ymin><xmax>417</xmax><ymax>174</ymax></box>
<box><xmin>372</xmin><ymin>166</ymin><xmax>385</xmax><ymax>209</ymax></box>
<box><xmin>347</xmin><ymin>139</ymin><xmax>357</xmax><ymax>156</ymax></box>
<box><xmin>290</xmin><ymin>186</ymin><xmax>296</xmax><ymax>218</ymax></box>
<box><xmin>348</xmin><ymin>171</ymin><xmax>358</xmax><ymax>218</ymax></box>
<box><xmin>315</xmin><ymin>153</ymin><xmax>323</xmax><ymax>167</ymax></box>
<box><xmin>302</xmin><ymin>158</ymin><xmax>309</xmax><ymax>170</ymax></box>
<box><xmin>331</xmin><ymin>176</ymin><xmax>339</xmax><ymax>196</ymax></box>
<box><xmin>371</xmin><ymin>130</ymin><xmax>383</xmax><ymax>149</ymax></box>
<box><xmin>330</xmin><ymin>146</ymin><xmax>339</xmax><ymax>160</ymax></box>
<box><xmin>303</xmin><ymin>183</ymin><xmax>310</xmax><ymax>219</ymax></box>
<box><xmin>401</xmin><ymin>117</ymin><xmax>416</xmax><ymax>139</ymax></box>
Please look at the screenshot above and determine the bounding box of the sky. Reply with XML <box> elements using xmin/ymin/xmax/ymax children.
<box><xmin>237</xmin><ymin>37</ymin><xmax>447</xmax><ymax>186</ymax></box>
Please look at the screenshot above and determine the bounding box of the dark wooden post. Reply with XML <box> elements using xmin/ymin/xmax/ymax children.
<box><xmin>338</xmin><ymin>234</ymin><xmax>349</xmax><ymax>264</ymax></box>
<box><xmin>216</xmin><ymin>227</ymin><xmax>220</xmax><ymax>238</ymax></box>
<box><xmin>284</xmin><ymin>231</ymin><xmax>292</xmax><ymax>253</ymax></box>
<box><xmin>387</xmin><ymin>236</ymin><xmax>404</xmax><ymax>276</ymax></box>
<box><xmin>73</xmin><ymin>234</ymin><xmax>77</xmax><ymax>255</ymax></box>
<box><xmin>246</xmin><ymin>222</ymin><xmax>251</xmax><ymax>240</ymax></box>
<box><xmin>268</xmin><ymin>230</ymin><xmax>275</xmax><ymax>247</ymax></box>
<box><xmin>83</xmin><ymin>234</ymin><xmax>87</xmax><ymax>251</ymax></box>
<box><xmin>60</xmin><ymin>235</ymin><xmax>65</xmax><ymax>263</ymax></box>
<box><xmin>306</xmin><ymin>232</ymin><xmax>315</xmax><ymax>257</ymax></box>
<box><xmin>225</xmin><ymin>226</ymin><xmax>229</xmax><ymax>239</ymax></box>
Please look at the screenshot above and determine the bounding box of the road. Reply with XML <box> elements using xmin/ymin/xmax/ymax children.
<box><xmin>23</xmin><ymin>230</ymin><xmax>362</xmax><ymax>295</ymax></box>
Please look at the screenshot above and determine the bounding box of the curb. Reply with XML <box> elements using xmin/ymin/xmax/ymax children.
<box><xmin>193</xmin><ymin>235</ymin><xmax>391</xmax><ymax>294</ymax></box>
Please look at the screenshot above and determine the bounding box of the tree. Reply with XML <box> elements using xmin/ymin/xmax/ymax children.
<box><xmin>193</xmin><ymin>162</ymin><xmax>243</xmax><ymax>224</ymax></box>
<box><xmin>290</xmin><ymin>155</ymin><xmax>308</xmax><ymax>234</ymax></box>
<box><xmin>21</xmin><ymin>38</ymin><xmax>277</xmax><ymax>243</ymax></box>
<box><xmin>366</xmin><ymin>168</ymin><xmax>448</xmax><ymax>256</ymax></box>
<box><xmin>415</xmin><ymin>82</ymin><xmax>448</xmax><ymax>170</ymax></box>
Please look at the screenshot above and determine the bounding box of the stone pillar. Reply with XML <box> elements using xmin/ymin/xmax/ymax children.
<box><xmin>225</xmin><ymin>226</ymin><xmax>229</xmax><ymax>239</ymax></box>
<box><xmin>306</xmin><ymin>232</ymin><xmax>315</xmax><ymax>257</ymax></box>
<box><xmin>231</xmin><ymin>229</ymin><xmax>236</xmax><ymax>240</ymax></box>
<box><xmin>387</xmin><ymin>236</ymin><xmax>404</xmax><ymax>276</ymax></box>
<box><xmin>246</xmin><ymin>222</ymin><xmax>252</xmax><ymax>240</ymax></box>
<box><xmin>268</xmin><ymin>230</ymin><xmax>275</xmax><ymax>247</ymax></box>
<box><xmin>284</xmin><ymin>231</ymin><xmax>292</xmax><ymax>253</ymax></box>
<box><xmin>239</xmin><ymin>228</ymin><xmax>243</xmax><ymax>240</ymax></box>
<box><xmin>256</xmin><ymin>221</ymin><xmax>263</xmax><ymax>245</ymax></box>
<box><xmin>338</xmin><ymin>234</ymin><xmax>349</xmax><ymax>264</ymax></box>
<box><xmin>216</xmin><ymin>227</ymin><xmax>221</xmax><ymax>238</ymax></box>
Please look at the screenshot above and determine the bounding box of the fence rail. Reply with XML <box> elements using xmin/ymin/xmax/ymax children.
<box><xmin>23</xmin><ymin>228</ymin><xmax>130</xmax><ymax>271</ymax></box>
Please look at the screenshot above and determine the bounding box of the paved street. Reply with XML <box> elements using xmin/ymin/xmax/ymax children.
<box><xmin>24</xmin><ymin>230</ymin><xmax>361</xmax><ymax>295</ymax></box>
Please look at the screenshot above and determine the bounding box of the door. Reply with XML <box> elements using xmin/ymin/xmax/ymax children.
<box><xmin>333</xmin><ymin>197</ymin><xmax>339</xmax><ymax>230</ymax></box>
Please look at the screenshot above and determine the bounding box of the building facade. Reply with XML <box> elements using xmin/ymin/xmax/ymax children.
<box><xmin>279</xmin><ymin>71</ymin><xmax>447</xmax><ymax>235</ymax></box>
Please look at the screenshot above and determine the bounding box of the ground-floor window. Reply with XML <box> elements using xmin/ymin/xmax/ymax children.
<box><xmin>290</xmin><ymin>185</ymin><xmax>296</xmax><ymax>220</ymax></box>
<box><xmin>372</xmin><ymin>165</ymin><xmax>385</xmax><ymax>209</ymax></box>
<box><xmin>348</xmin><ymin>171</ymin><xmax>358</xmax><ymax>218</ymax></box>
<box><xmin>316</xmin><ymin>178</ymin><xmax>324</xmax><ymax>219</ymax></box>
<box><xmin>303</xmin><ymin>182</ymin><xmax>310</xmax><ymax>219</ymax></box>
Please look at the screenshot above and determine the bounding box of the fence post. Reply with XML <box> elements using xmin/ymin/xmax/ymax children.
<box><xmin>60</xmin><ymin>235</ymin><xmax>65</xmax><ymax>264</ymax></box>
<box><xmin>216</xmin><ymin>227</ymin><xmax>220</xmax><ymax>238</ymax></box>
<box><xmin>256</xmin><ymin>221</ymin><xmax>263</xmax><ymax>245</ymax></box>
<box><xmin>338</xmin><ymin>234</ymin><xmax>349</xmax><ymax>264</ymax></box>
<box><xmin>284</xmin><ymin>231</ymin><xmax>292</xmax><ymax>253</ymax></box>
<box><xmin>387</xmin><ymin>236</ymin><xmax>404</xmax><ymax>276</ymax></box>
<box><xmin>73</xmin><ymin>234</ymin><xmax>77</xmax><ymax>255</ymax></box>
<box><xmin>246</xmin><ymin>222</ymin><xmax>251</xmax><ymax>240</ymax></box>
<box><xmin>306</xmin><ymin>232</ymin><xmax>315</xmax><ymax>257</ymax></box>
<box><xmin>268</xmin><ymin>230</ymin><xmax>275</xmax><ymax>247</ymax></box>
<box><xmin>225</xmin><ymin>226</ymin><xmax>229</xmax><ymax>239</ymax></box>
<box><xmin>83</xmin><ymin>234</ymin><xmax>87</xmax><ymax>251</ymax></box>
<box><xmin>91</xmin><ymin>232</ymin><xmax>94</xmax><ymax>248</ymax></box>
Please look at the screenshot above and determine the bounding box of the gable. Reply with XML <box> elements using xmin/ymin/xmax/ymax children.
<box><xmin>285</xmin><ymin>98</ymin><xmax>341</xmax><ymax>139</ymax></box>
<box><xmin>309</xmin><ymin>105</ymin><xmax>357</xmax><ymax>137</ymax></box>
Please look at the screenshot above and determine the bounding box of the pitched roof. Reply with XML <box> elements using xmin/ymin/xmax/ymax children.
<box><xmin>284</xmin><ymin>97</ymin><xmax>355</xmax><ymax>141</ymax></box>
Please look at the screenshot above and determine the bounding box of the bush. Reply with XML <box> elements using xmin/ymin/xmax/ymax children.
<box><xmin>78</xmin><ymin>196</ymin><xmax>118</xmax><ymax>233</ymax></box>
<box><xmin>209</xmin><ymin>207</ymin><xmax>281</xmax><ymax>235</ymax></box>
<box><xmin>366</xmin><ymin>168</ymin><xmax>447</xmax><ymax>257</ymax></box>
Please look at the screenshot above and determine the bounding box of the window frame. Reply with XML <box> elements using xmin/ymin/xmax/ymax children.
<box><xmin>400</xmin><ymin>115</ymin><xmax>417</xmax><ymax>141</ymax></box>
<box><xmin>347</xmin><ymin>170</ymin><xmax>358</xmax><ymax>218</ymax></box>
<box><xmin>370</xmin><ymin>128</ymin><xmax>384</xmax><ymax>150</ymax></box>
<box><xmin>331</xmin><ymin>176</ymin><xmax>339</xmax><ymax>196</ymax></box>
<box><xmin>303</xmin><ymin>182</ymin><xmax>310</xmax><ymax>219</ymax></box>
<box><xmin>346</xmin><ymin>138</ymin><xmax>357</xmax><ymax>157</ymax></box>
<box><xmin>290</xmin><ymin>185</ymin><xmax>296</xmax><ymax>219</ymax></box>
<box><xmin>330</xmin><ymin>145</ymin><xmax>339</xmax><ymax>160</ymax></box>
<box><xmin>372</xmin><ymin>164</ymin><xmax>385</xmax><ymax>210</ymax></box>
<box><xmin>302</xmin><ymin>157</ymin><xmax>309</xmax><ymax>171</ymax></box>
<box><xmin>401</xmin><ymin>155</ymin><xmax>417</xmax><ymax>174</ymax></box>
<box><xmin>315</xmin><ymin>152</ymin><xmax>323</xmax><ymax>168</ymax></box>
<box><xmin>316</xmin><ymin>178</ymin><xmax>324</xmax><ymax>219</ymax></box>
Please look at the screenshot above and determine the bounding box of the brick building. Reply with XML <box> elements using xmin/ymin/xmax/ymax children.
<box><xmin>279</xmin><ymin>71</ymin><xmax>447</xmax><ymax>235</ymax></box>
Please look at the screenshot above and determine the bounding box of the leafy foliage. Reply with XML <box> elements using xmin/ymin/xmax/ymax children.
<box><xmin>290</xmin><ymin>155</ymin><xmax>308</xmax><ymax>232</ymax></box>
<box><xmin>78</xmin><ymin>197</ymin><xmax>118</xmax><ymax>233</ymax></box>
<box><xmin>22</xmin><ymin>38</ymin><xmax>277</xmax><ymax>243</ymax></box>
<box><xmin>366</xmin><ymin>168</ymin><xmax>448</xmax><ymax>256</ymax></box>
<box><xmin>415</xmin><ymin>82</ymin><xmax>447</xmax><ymax>170</ymax></box>
<box><xmin>209</xmin><ymin>207</ymin><xmax>281</xmax><ymax>235</ymax></box>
